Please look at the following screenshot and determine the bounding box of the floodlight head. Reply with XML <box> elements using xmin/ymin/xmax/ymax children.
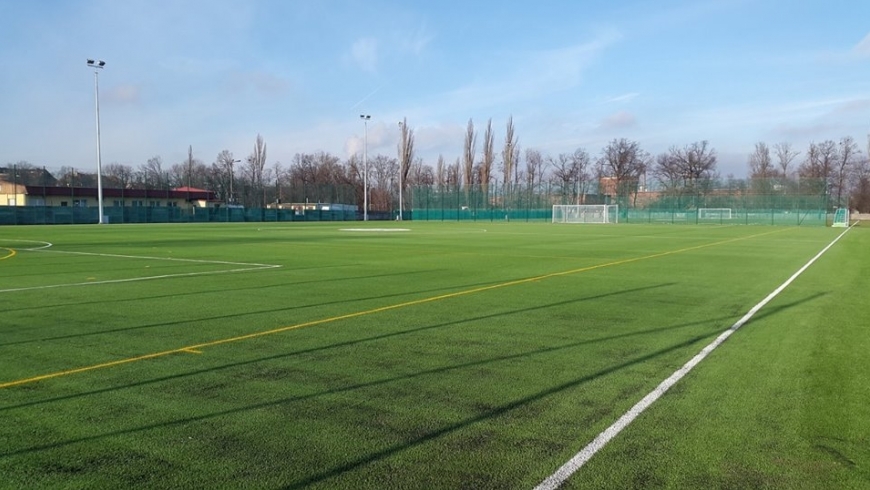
<box><xmin>98</xmin><ymin>60</ymin><xmax>106</xmax><ymax>67</ymax></box>
<box><xmin>360</xmin><ymin>114</ymin><xmax>370</xmax><ymax>120</ymax></box>
<box><xmin>87</xmin><ymin>59</ymin><xmax>95</xmax><ymax>64</ymax></box>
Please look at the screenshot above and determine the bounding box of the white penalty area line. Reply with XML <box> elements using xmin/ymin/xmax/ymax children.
<box><xmin>0</xmin><ymin>247</ymin><xmax>280</xmax><ymax>294</ymax></box>
<box><xmin>534</xmin><ymin>225</ymin><xmax>854</xmax><ymax>490</ymax></box>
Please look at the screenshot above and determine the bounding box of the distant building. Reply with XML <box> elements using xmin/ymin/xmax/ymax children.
<box><xmin>266</xmin><ymin>202</ymin><xmax>358</xmax><ymax>214</ymax></box>
<box><xmin>0</xmin><ymin>167</ymin><xmax>57</xmax><ymax>187</ymax></box>
<box><xmin>0</xmin><ymin>180</ymin><xmax>220</xmax><ymax>209</ymax></box>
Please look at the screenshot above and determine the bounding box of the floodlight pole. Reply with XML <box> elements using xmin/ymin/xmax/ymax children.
<box><xmin>87</xmin><ymin>59</ymin><xmax>106</xmax><ymax>224</ymax></box>
<box><xmin>360</xmin><ymin>114</ymin><xmax>371</xmax><ymax>221</ymax></box>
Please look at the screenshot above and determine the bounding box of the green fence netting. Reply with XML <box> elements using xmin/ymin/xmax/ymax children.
<box><xmin>1</xmin><ymin>179</ymin><xmax>834</xmax><ymax>226</ymax></box>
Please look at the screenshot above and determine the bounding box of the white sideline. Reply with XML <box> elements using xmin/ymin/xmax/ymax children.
<box><xmin>534</xmin><ymin>225</ymin><xmax>854</xmax><ymax>490</ymax></box>
<box><xmin>0</xmin><ymin>246</ymin><xmax>280</xmax><ymax>294</ymax></box>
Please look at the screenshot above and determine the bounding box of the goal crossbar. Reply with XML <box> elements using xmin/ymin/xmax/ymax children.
<box><xmin>697</xmin><ymin>207</ymin><xmax>732</xmax><ymax>220</ymax></box>
<box><xmin>552</xmin><ymin>205</ymin><xmax>618</xmax><ymax>224</ymax></box>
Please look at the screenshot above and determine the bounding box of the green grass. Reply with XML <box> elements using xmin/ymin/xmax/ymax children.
<box><xmin>1</xmin><ymin>222</ymin><xmax>868</xmax><ymax>489</ymax></box>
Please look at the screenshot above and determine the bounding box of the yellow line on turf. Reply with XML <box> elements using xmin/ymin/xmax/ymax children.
<box><xmin>0</xmin><ymin>228</ymin><xmax>789</xmax><ymax>390</ymax></box>
<box><xmin>0</xmin><ymin>248</ymin><xmax>16</xmax><ymax>261</ymax></box>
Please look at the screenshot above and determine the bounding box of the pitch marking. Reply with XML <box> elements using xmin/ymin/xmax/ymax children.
<box><xmin>0</xmin><ymin>228</ymin><xmax>788</xmax><ymax>390</ymax></box>
<box><xmin>534</xmin><ymin>225</ymin><xmax>853</xmax><ymax>490</ymax></box>
<box><xmin>0</xmin><ymin>247</ymin><xmax>280</xmax><ymax>294</ymax></box>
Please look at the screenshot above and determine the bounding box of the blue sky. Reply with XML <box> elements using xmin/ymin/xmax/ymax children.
<box><xmin>1</xmin><ymin>0</ymin><xmax>868</xmax><ymax>178</ymax></box>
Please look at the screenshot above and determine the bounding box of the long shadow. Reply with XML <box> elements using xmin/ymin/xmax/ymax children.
<box><xmin>0</xmin><ymin>275</ymin><xmax>512</xmax><ymax>346</ymax></box>
<box><xmin>0</xmin><ymin>289</ymin><xmax>827</xmax><ymax>416</ymax></box>
<box><xmin>0</xmin><ymin>292</ymin><xmax>828</xmax><ymax>485</ymax></box>
<box><xmin>1</xmin><ymin>326</ymin><xmax>711</xmax><ymax>462</ymax></box>
<box><xmin>1</xmin><ymin>269</ymin><xmax>443</xmax><ymax>314</ymax></box>
<box><xmin>1</xmin><ymin>283</ymin><xmax>681</xmax><ymax>412</ymax></box>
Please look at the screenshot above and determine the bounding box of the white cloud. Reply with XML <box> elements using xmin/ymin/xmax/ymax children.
<box><xmin>226</xmin><ymin>71</ymin><xmax>292</xmax><ymax>97</ymax></box>
<box><xmin>106</xmin><ymin>84</ymin><xmax>141</xmax><ymax>104</ymax></box>
<box><xmin>599</xmin><ymin>111</ymin><xmax>637</xmax><ymax>130</ymax></box>
<box><xmin>854</xmin><ymin>32</ymin><xmax>870</xmax><ymax>57</ymax></box>
<box><xmin>351</xmin><ymin>37</ymin><xmax>379</xmax><ymax>73</ymax></box>
<box><xmin>401</xmin><ymin>24</ymin><xmax>434</xmax><ymax>56</ymax></box>
<box><xmin>431</xmin><ymin>30</ymin><xmax>623</xmax><ymax>116</ymax></box>
<box><xmin>603</xmin><ymin>93</ymin><xmax>639</xmax><ymax>104</ymax></box>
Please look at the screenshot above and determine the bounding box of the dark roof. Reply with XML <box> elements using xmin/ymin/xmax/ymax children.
<box><xmin>22</xmin><ymin>185</ymin><xmax>216</xmax><ymax>201</ymax></box>
<box><xmin>0</xmin><ymin>167</ymin><xmax>58</xmax><ymax>186</ymax></box>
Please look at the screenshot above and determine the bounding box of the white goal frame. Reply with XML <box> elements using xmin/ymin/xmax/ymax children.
<box><xmin>552</xmin><ymin>204</ymin><xmax>618</xmax><ymax>224</ymax></box>
<box><xmin>697</xmin><ymin>208</ymin><xmax>732</xmax><ymax>220</ymax></box>
<box><xmin>832</xmin><ymin>208</ymin><xmax>850</xmax><ymax>227</ymax></box>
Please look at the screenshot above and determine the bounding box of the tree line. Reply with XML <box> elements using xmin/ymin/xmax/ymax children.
<box><xmin>5</xmin><ymin>121</ymin><xmax>869</xmax><ymax>212</ymax></box>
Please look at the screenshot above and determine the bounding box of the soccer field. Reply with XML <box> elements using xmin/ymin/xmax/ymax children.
<box><xmin>1</xmin><ymin>222</ymin><xmax>868</xmax><ymax>489</ymax></box>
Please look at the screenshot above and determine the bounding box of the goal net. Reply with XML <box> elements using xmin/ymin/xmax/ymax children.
<box><xmin>697</xmin><ymin>208</ymin><xmax>732</xmax><ymax>220</ymax></box>
<box><xmin>832</xmin><ymin>208</ymin><xmax>850</xmax><ymax>227</ymax></box>
<box><xmin>552</xmin><ymin>205</ymin><xmax>618</xmax><ymax>224</ymax></box>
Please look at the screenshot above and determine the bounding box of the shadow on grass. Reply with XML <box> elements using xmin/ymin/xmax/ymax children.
<box><xmin>0</xmin><ymin>291</ymin><xmax>828</xmax><ymax>486</ymax></box>
<box><xmin>0</xmin><ymin>268</ymin><xmax>444</xmax><ymax>315</ymax></box>
<box><xmin>0</xmin><ymin>273</ymin><xmax>504</xmax><ymax>346</ymax></box>
<box><xmin>1</xmin><ymin>289</ymin><xmax>827</xmax><ymax>417</ymax></box>
<box><xmin>2</xmin><ymin>283</ymin><xmax>680</xmax><ymax>412</ymax></box>
<box><xmin>0</xmin><ymin>316</ymin><xmax>705</xmax><ymax>463</ymax></box>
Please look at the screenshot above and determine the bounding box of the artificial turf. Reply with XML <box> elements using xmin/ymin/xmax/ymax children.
<box><xmin>1</xmin><ymin>222</ymin><xmax>867</xmax><ymax>489</ymax></box>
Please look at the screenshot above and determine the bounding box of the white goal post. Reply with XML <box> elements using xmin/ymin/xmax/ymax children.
<box><xmin>552</xmin><ymin>204</ymin><xmax>619</xmax><ymax>224</ymax></box>
<box><xmin>697</xmin><ymin>208</ymin><xmax>732</xmax><ymax>220</ymax></box>
<box><xmin>832</xmin><ymin>208</ymin><xmax>850</xmax><ymax>227</ymax></box>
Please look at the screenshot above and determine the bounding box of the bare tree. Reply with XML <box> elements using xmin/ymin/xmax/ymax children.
<box><xmin>103</xmin><ymin>163</ymin><xmax>135</xmax><ymax>188</ymax></box>
<box><xmin>435</xmin><ymin>154</ymin><xmax>446</xmax><ymax>188</ymax></box>
<box><xmin>598</xmin><ymin>138</ymin><xmax>650</xmax><ymax>205</ymax></box>
<box><xmin>447</xmin><ymin>157</ymin><xmax>461</xmax><ymax>190</ymax></box>
<box><xmin>834</xmin><ymin>136</ymin><xmax>860</xmax><ymax>207</ymax></box>
<box><xmin>215</xmin><ymin>150</ymin><xmax>238</xmax><ymax>203</ymax></box>
<box><xmin>462</xmin><ymin>119</ymin><xmax>476</xmax><ymax>191</ymax></box>
<box><xmin>141</xmin><ymin>156</ymin><xmax>168</xmax><ymax>189</ymax></box>
<box><xmin>749</xmin><ymin>142</ymin><xmax>775</xmax><ymax>179</ymax></box>
<box><xmin>168</xmin><ymin>145</ymin><xmax>207</xmax><ymax>190</ymax></box>
<box><xmin>798</xmin><ymin>140</ymin><xmax>839</xmax><ymax>205</ymax></box>
<box><xmin>746</xmin><ymin>141</ymin><xmax>776</xmax><ymax>195</ymax></box>
<box><xmin>272</xmin><ymin>161</ymin><xmax>284</xmax><ymax>204</ymax></box>
<box><xmin>397</xmin><ymin>118</ymin><xmax>414</xmax><ymax>217</ymax></box>
<box><xmin>501</xmin><ymin>116</ymin><xmax>517</xmax><ymax>189</ymax></box>
<box><xmin>850</xmin><ymin>137</ymin><xmax>870</xmax><ymax>212</ymax></box>
<box><xmin>773</xmin><ymin>142</ymin><xmax>800</xmax><ymax>178</ymax></box>
<box><xmin>479</xmin><ymin>119</ymin><xmax>495</xmax><ymax>197</ymax></box>
<box><xmin>410</xmin><ymin>158</ymin><xmax>433</xmax><ymax>186</ymax></box>
<box><xmin>244</xmin><ymin>134</ymin><xmax>268</xmax><ymax>206</ymax></box>
<box><xmin>799</xmin><ymin>140</ymin><xmax>837</xmax><ymax>180</ymax></box>
<box><xmin>551</xmin><ymin>148</ymin><xmax>590</xmax><ymax>203</ymax></box>
<box><xmin>524</xmin><ymin>149</ymin><xmax>547</xmax><ymax>190</ymax></box>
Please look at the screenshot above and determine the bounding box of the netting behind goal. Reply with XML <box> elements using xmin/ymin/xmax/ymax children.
<box><xmin>552</xmin><ymin>205</ymin><xmax>619</xmax><ymax>224</ymax></box>
<box><xmin>697</xmin><ymin>208</ymin><xmax>732</xmax><ymax>220</ymax></box>
<box><xmin>832</xmin><ymin>208</ymin><xmax>850</xmax><ymax>227</ymax></box>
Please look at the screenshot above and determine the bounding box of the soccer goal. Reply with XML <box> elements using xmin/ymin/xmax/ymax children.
<box><xmin>552</xmin><ymin>204</ymin><xmax>618</xmax><ymax>224</ymax></box>
<box><xmin>832</xmin><ymin>208</ymin><xmax>850</xmax><ymax>227</ymax></box>
<box><xmin>697</xmin><ymin>208</ymin><xmax>732</xmax><ymax>220</ymax></box>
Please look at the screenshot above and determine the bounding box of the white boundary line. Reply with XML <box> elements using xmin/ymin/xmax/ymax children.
<box><xmin>0</xmin><ymin>245</ymin><xmax>280</xmax><ymax>294</ymax></box>
<box><xmin>534</xmin><ymin>225</ymin><xmax>854</xmax><ymax>490</ymax></box>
